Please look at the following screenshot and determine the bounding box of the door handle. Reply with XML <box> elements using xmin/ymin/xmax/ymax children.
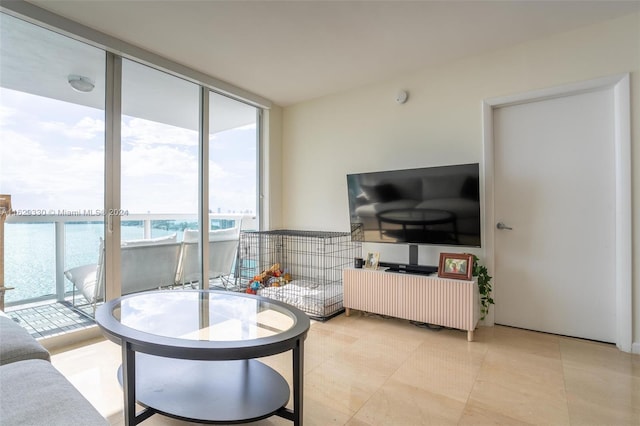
<box><xmin>496</xmin><ymin>222</ymin><xmax>513</xmax><ymax>230</ymax></box>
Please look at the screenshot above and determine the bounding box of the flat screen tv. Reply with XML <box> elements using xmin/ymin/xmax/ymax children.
<box><xmin>347</xmin><ymin>163</ymin><xmax>481</xmax><ymax>247</ymax></box>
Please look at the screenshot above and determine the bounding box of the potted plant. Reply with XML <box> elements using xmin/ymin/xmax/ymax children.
<box><xmin>472</xmin><ymin>255</ymin><xmax>494</xmax><ymax>320</ymax></box>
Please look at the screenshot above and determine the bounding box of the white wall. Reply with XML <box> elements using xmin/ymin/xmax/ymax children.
<box><xmin>278</xmin><ymin>13</ymin><xmax>640</xmax><ymax>345</ymax></box>
<box><xmin>262</xmin><ymin>106</ymin><xmax>283</xmax><ymax>230</ymax></box>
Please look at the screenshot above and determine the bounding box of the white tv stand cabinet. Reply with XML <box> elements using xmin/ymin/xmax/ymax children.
<box><xmin>343</xmin><ymin>267</ymin><xmax>480</xmax><ymax>341</ymax></box>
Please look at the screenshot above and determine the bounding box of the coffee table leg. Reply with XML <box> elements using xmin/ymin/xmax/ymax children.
<box><xmin>293</xmin><ymin>337</ymin><xmax>304</xmax><ymax>425</ymax></box>
<box><xmin>122</xmin><ymin>342</ymin><xmax>136</xmax><ymax>426</ymax></box>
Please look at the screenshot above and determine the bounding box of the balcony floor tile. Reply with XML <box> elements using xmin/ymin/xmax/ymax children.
<box><xmin>5</xmin><ymin>301</ymin><xmax>95</xmax><ymax>339</ymax></box>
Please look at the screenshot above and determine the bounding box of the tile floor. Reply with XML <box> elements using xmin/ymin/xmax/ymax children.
<box><xmin>51</xmin><ymin>312</ymin><xmax>640</xmax><ymax>426</ymax></box>
<box><xmin>5</xmin><ymin>301</ymin><xmax>94</xmax><ymax>338</ymax></box>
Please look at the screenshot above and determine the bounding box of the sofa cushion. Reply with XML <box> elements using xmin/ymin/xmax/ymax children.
<box><xmin>422</xmin><ymin>174</ymin><xmax>467</xmax><ymax>200</ymax></box>
<box><xmin>0</xmin><ymin>314</ymin><xmax>50</xmax><ymax>365</ymax></box>
<box><xmin>0</xmin><ymin>359</ymin><xmax>108</xmax><ymax>426</ymax></box>
<box><xmin>64</xmin><ymin>264</ymin><xmax>99</xmax><ymax>304</ymax></box>
<box><xmin>361</xmin><ymin>183</ymin><xmax>400</xmax><ymax>202</ymax></box>
<box><xmin>355</xmin><ymin>199</ymin><xmax>419</xmax><ymax>217</ymax></box>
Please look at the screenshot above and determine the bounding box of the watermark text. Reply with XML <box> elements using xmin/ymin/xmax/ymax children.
<box><xmin>12</xmin><ymin>209</ymin><xmax>129</xmax><ymax>217</ymax></box>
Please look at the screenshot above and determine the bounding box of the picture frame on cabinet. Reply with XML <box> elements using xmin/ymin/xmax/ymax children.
<box><xmin>364</xmin><ymin>252</ymin><xmax>380</xmax><ymax>270</ymax></box>
<box><xmin>438</xmin><ymin>253</ymin><xmax>473</xmax><ymax>280</ymax></box>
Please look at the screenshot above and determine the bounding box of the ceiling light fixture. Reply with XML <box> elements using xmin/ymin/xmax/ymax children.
<box><xmin>68</xmin><ymin>74</ymin><xmax>95</xmax><ymax>93</ymax></box>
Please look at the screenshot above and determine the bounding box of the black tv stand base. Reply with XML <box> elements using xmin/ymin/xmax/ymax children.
<box><xmin>379</xmin><ymin>262</ymin><xmax>438</xmax><ymax>275</ymax></box>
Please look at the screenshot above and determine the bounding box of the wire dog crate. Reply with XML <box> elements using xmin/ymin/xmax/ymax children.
<box><xmin>238</xmin><ymin>230</ymin><xmax>361</xmax><ymax>320</ymax></box>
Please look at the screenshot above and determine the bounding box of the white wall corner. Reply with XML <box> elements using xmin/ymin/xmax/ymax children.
<box><xmin>632</xmin><ymin>342</ymin><xmax>640</xmax><ymax>355</ymax></box>
<box><xmin>480</xmin><ymin>309</ymin><xmax>495</xmax><ymax>327</ymax></box>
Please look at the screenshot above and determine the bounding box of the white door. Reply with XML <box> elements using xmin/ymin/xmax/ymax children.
<box><xmin>493</xmin><ymin>88</ymin><xmax>616</xmax><ymax>343</ymax></box>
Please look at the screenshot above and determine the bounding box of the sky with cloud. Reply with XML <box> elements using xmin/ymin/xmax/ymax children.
<box><xmin>0</xmin><ymin>88</ymin><xmax>257</xmax><ymax>215</ymax></box>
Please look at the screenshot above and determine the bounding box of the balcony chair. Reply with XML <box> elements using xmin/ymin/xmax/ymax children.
<box><xmin>175</xmin><ymin>225</ymin><xmax>241</xmax><ymax>290</ymax></box>
<box><xmin>64</xmin><ymin>234</ymin><xmax>181</xmax><ymax>314</ymax></box>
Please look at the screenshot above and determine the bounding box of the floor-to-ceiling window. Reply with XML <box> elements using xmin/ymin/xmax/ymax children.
<box><xmin>115</xmin><ymin>59</ymin><xmax>199</xmax><ymax>293</ymax></box>
<box><xmin>208</xmin><ymin>91</ymin><xmax>258</xmax><ymax>230</ymax></box>
<box><xmin>121</xmin><ymin>59</ymin><xmax>200</xmax><ymax>238</ymax></box>
<box><xmin>0</xmin><ymin>9</ymin><xmax>262</xmax><ymax>338</ymax></box>
<box><xmin>0</xmin><ymin>13</ymin><xmax>105</xmax><ymax>325</ymax></box>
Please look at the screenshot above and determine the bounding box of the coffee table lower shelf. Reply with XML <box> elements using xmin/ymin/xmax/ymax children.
<box><xmin>118</xmin><ymin>354</ymin><xmax>291</xmax><ymax>424</ymax></box>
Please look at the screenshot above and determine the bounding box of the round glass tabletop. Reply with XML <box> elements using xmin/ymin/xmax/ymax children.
<box><xmin>96</xmin><ymin>290</ymin><xmax>310</xmax><ymax>360</ymax></box>
<box><xmin>113</xmin><ymin>290</ymin><xmax>295</xmax><ymax>342</ymax></box>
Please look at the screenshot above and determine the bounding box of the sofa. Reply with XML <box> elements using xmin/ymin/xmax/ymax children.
<box><xmin>0</xmin><ymin>312</ymin><xmax>108</xmax><ymax>426</ymax></box>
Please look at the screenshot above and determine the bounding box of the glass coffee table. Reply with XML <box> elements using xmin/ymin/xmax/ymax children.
<box><xmin>95</xmin><ymin>290</ymin><xmax>310</xmax><ymax>426</ymax></box>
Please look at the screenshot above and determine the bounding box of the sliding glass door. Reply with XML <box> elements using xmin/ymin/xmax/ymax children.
<box><xmin>118</xmin><ymin>59</ymin><xmax>199</xmax><ymax>293</ymax></box>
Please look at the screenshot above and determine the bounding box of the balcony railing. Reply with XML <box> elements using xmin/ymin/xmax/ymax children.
<box><xmin>4</xmin><ymin>213</ymin><xmax>256</xmax><ymax>308</ymax></box>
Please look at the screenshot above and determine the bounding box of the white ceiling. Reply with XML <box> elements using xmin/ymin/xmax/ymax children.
<box><xmin>17</xmin><ymin>0</ymin><xmax>640</xmax><ymax>106</ymax></box>
<box><xmin>0</xmin><ymin>11</ymin><xmax>257</xmax><ymax>132</ymax></box>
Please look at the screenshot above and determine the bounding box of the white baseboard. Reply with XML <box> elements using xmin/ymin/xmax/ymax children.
<box><xmin>631</xmin><ymin>342</ymin><xmax>640</xmax><ymax>354</ymax></box>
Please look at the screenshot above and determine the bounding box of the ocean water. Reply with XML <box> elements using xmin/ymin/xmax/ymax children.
<box><xmin>4</xmin><ymin>222</ymin><xmax>176</xmax><ymax>304</ymax></box>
